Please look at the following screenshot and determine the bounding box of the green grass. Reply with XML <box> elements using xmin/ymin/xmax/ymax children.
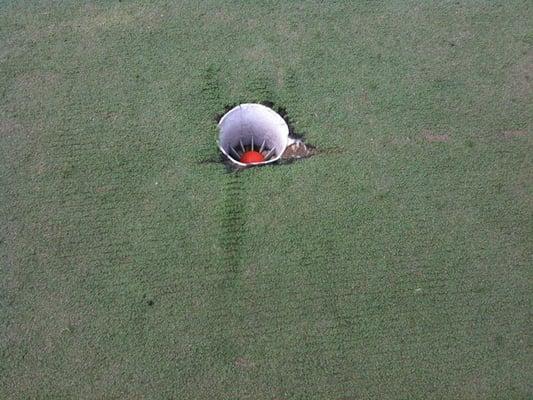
<box><xmin>1</xmin><ymin>1</ymin><xmax>531</xmax><ymax>398</ymax></box>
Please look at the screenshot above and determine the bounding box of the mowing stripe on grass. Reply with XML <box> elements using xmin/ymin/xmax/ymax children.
<box><xmin>220</xmin><ymin>172</ymin><xmax>245</xmax><ymax>273</ymax></box>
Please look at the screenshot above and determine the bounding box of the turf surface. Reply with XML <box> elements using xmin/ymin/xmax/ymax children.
<box><xmin>1</xmin><ymin>1</ymin><xmax>531</xmax><ymax>398</ymax></box>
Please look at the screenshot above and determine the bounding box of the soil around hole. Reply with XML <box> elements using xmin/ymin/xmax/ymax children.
<box><xmin>281</xmin><ymin>141</ymin><xmax>317</xmax><ymax>160</ymax></box>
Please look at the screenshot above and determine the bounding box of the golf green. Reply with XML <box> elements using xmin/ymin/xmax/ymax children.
<box><xmin>1</xmin><ymin>1</ymin><xmax>531</xmax><ymax>398</ymax></box>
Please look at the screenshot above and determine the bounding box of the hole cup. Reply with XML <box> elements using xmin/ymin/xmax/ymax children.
<box><xmin>218</xmin><ymin>104</ymin><xmax>292</xmax><ymax>166</ymax></box>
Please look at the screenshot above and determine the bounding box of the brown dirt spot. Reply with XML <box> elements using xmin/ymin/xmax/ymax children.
<box><xmin>422</xmin><ymin>130</ymin><xmax>449</xmax><ymax>143</ymax></box>
<box><xmin>502</xmin><ymin>130</ymin><xmax>528</xmax><ymax>139</ymax></box>
<box><xmin>281</xmin><ymin>141</ymin><xmax>317</xmax><ymax>160</ymax></box>
<box><xmin>95</xmin><ymin>186</ymin><xmax>113</xmax><ymax>193</ymax></box>
<box><xmin>234</xmin><ymin>356</ymin><xmax>255</xmax><ymax>369</ymax></box>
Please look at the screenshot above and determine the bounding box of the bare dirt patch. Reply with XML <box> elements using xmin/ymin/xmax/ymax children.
<box><xmin>422</xmin><ymin>130</ymin><xmax>449</xmax><ymax>143</ymax></box>
<box><xmin>234</xmin><ymin>356</ymin><xmax>255</xmax><ymax>369</ymax></box>
<box><xmin>281</xmin><ymin>141</ymin><xmax>317</xmax><ymax>160</ymax></box>
<box><xmin>501</xmin><ymin>130</ymin><xmax>528</xmax><ymax>140</ymax></box>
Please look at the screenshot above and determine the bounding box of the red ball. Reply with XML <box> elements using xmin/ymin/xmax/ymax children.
<box><xmin>240</xmin><ymin>150</ymin><xmax>265</xmax><ymax>164</ymax></box>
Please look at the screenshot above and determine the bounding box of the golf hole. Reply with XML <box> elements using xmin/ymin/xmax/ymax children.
<box><xmin>217</xmin><ymin>103</ymin><xmax>292</xmax><ymax>167</ymax></box>
<box><xmin>216</xmin><ymin>103</ymin><xmax>316</xmax><ymax>169</ymax></box>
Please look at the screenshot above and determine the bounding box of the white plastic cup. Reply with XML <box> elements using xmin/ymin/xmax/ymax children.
<box><xmin>217</xmin><ymin>103</ymin><xmax>293</xmax><ymax>166</ymax></box>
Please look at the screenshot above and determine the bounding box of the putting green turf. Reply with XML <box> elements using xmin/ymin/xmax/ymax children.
<box><xmin>1</xmin><ymin>1</ymin><xmax>531</xmax><ymax>398</ymax></box>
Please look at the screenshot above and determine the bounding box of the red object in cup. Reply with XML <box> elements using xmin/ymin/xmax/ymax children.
<box><xmin>240</xmin><ymin>150</ymin><xmax>265</xmax><ymax>164</ymax></box>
